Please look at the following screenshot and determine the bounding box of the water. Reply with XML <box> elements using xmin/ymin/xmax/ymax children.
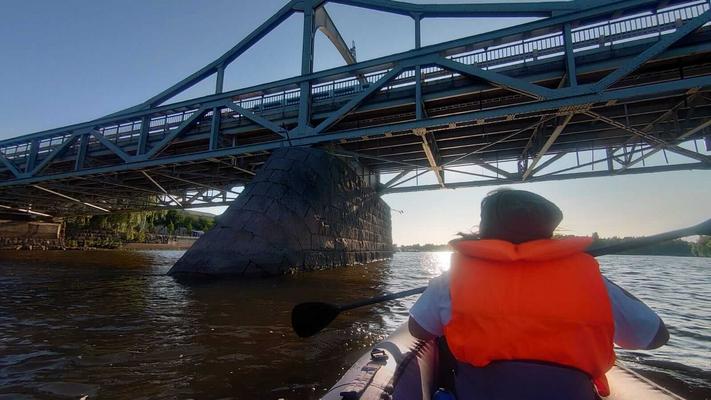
<box><xmin>0</xmin><ymin>250</ymin><xmax>708</xmax><ymax>399</ymax></box>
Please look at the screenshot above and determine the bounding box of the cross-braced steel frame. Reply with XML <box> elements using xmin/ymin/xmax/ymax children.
<box><xmin>1</xmin><ymin>0</ymin><xmax>710</xmax><ymax>216</ymax></box>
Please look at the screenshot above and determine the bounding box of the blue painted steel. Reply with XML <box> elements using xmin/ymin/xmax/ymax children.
<box><xmin>138</xmin><ymin>107</ymin><xmax>208</xmax><ymax>161</ymax></box>
<box><xmin>209</xmin><ymin>108</ymin><xmax>221</xmax><ymax>151</ymax></box>
<box><xmin>3</xmin><ymin>0</ymin><xmax>702</xmax><ymax>149</ymax></box>
<box><xmin>329</xmin><ymin>0</ymin><xmax>582</xmax><ymax>18</ymax></box>
<box><xmin>216</xmin><ymin>66</ymin><xmax>225</xmax><ymax>95</ymax></box>
<box><xmin>383</xmin><ymin>163</ymin><xmax>711</xmax><ymax>194</ymax></box>
<box><xmin>89</xmin><ymin>129</ymin><xmax>133</xmax><ymax>162</ymax></box>
<box><xmin>434</xmin><ymin>57</ymin><xmax>555</xmax><ymax>99</ymax></box>
<box><xmin>414</xmin><ymin>14</ymin><xmax>423</xmax><ymax>119</ymax></box>
<box><xmin>414</xmin><ymin>14</ymin><xmax>421</xmax><ymax>48</ymax></box>
<box><xmin>137</xmin><ymin>116</ymin><xmax>150</xmax><ymax>156</ymax></box>
<box><xmin>25</xmin><ymin>140</ymin><xmax>39</xmax><ymax>173</ymax></box>
<box><xmin>75</xmin><ymin>134</ymin><xmax>88</xmax><ymax>171</ymax></box>
<box><xmin>0</xmin><ymin>152</ymin><xmax>21</xmax><ymax>178</ymax></box>
<box><xmin>2</xmin><ymin>73</ymin><xmax>709</xmax><ymax>189</ymax></box>
<box><xmin>288</xmin><ymin>75</ymin><xmax>711</xmax><ymax>146</ymax></box>
<box><xmin>563</xmin><ymin>23</ymin><xmax>577</xmax><ymax>87</ymax></box>
<box><xmin>223</xmin><ymin>101</ymin><xmax>288</xmax><ymax>137</ymax></box>
<box><xmin>1</xmin><ymin>0</ymin><xmax>710</xmax><ymax>202</ymax></box>
<box><xmin>311</xmin><ymin>66</ymin><xmax>404</xmax><ymax>134</ymax></box>
<box><xmin>590</xmin><ymin>8</ymin><xmax>711</xmax><ymax>93</ymax></box>
<box><xmin>25</xmin><ymin>133</ymin><xmax>80</xmax><ymax>178</ymax></box>
<box><xmin>415</xmin><ymin>66</ymin><xmax>423</xmax><ymax>120</ymax></box>
<box><xmin>298</xmin><ymin>0</ymin><xmax>316</xmax><ymax>132</ymax></box>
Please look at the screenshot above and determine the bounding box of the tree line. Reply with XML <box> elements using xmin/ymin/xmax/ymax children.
<box><xmin>65</xmin><ymin>210</ymin><xmax>216</xmax><ymax>242</ymax></box>
<box><xmin>590</xmin><ymin>233</ymin><xmax>711</xmax><ymax>257</ymax></box>
<box><xmin>395</xmin><ymin>235</ymin><xmax>711</xmax><ymax>257</ymax></box>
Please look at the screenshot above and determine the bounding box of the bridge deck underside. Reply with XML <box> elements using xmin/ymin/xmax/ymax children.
<box><xmin>2</xmin><ymin>1</ymin><xmax>711</xmax><ymax>215</ymax></box>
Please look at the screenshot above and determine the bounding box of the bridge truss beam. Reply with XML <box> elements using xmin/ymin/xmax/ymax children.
<box><xmin>1</xmin><ymin>0</ymin><xmax>711</xmax><ymax>215</ymax></box>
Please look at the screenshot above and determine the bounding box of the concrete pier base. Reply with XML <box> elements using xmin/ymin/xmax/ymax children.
<box><xmin>168</xmin><ymin>147</ymin><xmax>392</xmax><ymax>278</ymax></box>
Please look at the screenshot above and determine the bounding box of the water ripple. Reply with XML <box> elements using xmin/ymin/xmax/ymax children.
<box><xmin>0</xmin><ymin>250</ymin><xmax>708</xmax><ymax>399</ymax></box>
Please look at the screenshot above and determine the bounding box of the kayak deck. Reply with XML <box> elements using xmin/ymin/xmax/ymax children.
<box><xmin>607</xmin><ymin>367</ymin><xmax>685</xmax><ymax>400</ymax></box>
<box><xmin>323</xmin><ymin>324</ymin><xmax>685</xmax><ymax>400</ymax></box>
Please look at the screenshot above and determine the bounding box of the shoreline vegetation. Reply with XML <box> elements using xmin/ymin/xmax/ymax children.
<box><xmin>62</xmin><ymin>209</ymin><xmax>215</xmax><ymax>250</ymax></box>
<box><xmin>0</xmin><ymin>210</ymin><xmax>216</xmax><ymax>251</ymax></box>
<box><xmin>3</xmin><ymin>208</ymin><xmax>709</xmax><ymax>257</ymax></box>
<box><xmin>396</xmin><ymin>234</ymin><xmax>711</xmax><ymax>257</ymax></box>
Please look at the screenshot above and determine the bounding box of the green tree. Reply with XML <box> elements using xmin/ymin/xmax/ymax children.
<box><xmin>692</xmin><ymin>236</ymin><xmax>711</xmax><ymax>257</ymax></box>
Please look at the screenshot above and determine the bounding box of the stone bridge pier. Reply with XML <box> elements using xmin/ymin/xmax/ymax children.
<box><xmin>168</xmin><ymin>147</ymin><xmax>393</xmax><ymax>278</ymax></box>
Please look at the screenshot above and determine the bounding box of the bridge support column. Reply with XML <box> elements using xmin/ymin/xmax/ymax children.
<box><xmin>168</xmin><ymin>147</ymin><xmax>393</xmax><ymax>278</ymax></box>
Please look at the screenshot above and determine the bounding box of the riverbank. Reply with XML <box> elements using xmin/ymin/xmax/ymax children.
<box><xmin>122</xmin><ymin>240</ymin><xmax>196</xmax><ymax>250</ymax></box>
<box><xmin>0</xmin><ymin>209</ymin><xmax>214</xmax><ymax>250</ymax></box>
<box><xmin>0</xmin><ymin>237</ymin><xmax>65</xmax><ymax>251</ymax></box>
<box><xmin>0</xmin><ymin>220</ymin><xmax>65</xmax><ymax>250</ymax></box>
<box><xmin>1</xmin><ymin>236</ymin><xmax>197</xmax><ymax>251</ymax></box>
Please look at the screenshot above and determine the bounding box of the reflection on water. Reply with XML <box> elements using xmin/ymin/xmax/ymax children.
<box><xmin>0</xmin><ymin>250</ymin><xmax>709</xmax><ymax>399</ymax></box>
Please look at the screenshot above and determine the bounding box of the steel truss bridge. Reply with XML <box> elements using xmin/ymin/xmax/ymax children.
<box><xmin>1</xmin><ymin>0</ymin><xmax>711</xmax><ymax>216</ymax></box>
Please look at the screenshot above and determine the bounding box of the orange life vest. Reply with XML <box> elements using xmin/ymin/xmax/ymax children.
<box><xmin>443</xmin><ymin>237</ymin><xmax>615</xmax><ymax>396</ymax></box>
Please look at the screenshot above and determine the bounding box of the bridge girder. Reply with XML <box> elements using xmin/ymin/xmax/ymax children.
<box><xmin>1</xmin><ymin>0</ymin><xmax>711</xmax><ymax>215</ymax></box>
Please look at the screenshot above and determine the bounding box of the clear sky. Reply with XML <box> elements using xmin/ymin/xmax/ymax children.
<box><xmin>1</xmin><ymin>1</ymin><xmax>709</xmax><ymax>244</ymax></box>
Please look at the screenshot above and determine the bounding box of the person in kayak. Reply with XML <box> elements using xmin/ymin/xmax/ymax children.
<box><xmin>408</xmin><ymin>189</ymin><xmax>669</xmax><ymax>400</ymax></box>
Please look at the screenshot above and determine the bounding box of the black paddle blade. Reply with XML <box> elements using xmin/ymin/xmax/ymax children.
<box><xmin>291</xmin><ymin>302</ymin><xmax>340</xmax><ymax>338</ymax></box>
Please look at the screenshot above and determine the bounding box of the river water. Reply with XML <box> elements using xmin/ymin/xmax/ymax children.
<box><xmin>0</xmin><ymin>250</ymin><xmax>709</xmax><ymax>400</ymax></box>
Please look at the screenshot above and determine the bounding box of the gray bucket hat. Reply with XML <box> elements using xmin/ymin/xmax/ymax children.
<box><xmin>479</xmin><ymin>189</ymin><xmax>563</xmax><ymax>244</ymax></box>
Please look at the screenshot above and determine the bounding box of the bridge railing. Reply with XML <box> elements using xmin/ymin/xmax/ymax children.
<box><xmin>1</xmin><ymin>0</ymin><xmax>708</xmax><ymax>174</ymax></box>
<box><xmin>423</xmin><ymin>1</ymin><xmax>710</xmax><ymax>84</ymax></box>
<box><xmin>234</xmin><ymin>0</ymin><xmax>710</xmax><ymax>110</ymax></box>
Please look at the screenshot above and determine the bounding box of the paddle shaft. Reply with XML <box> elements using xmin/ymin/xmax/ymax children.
<box><xmin>338</xmin><ymin>219</ymin><xmax>711</xmax><ymax>309</ymax></box>
<box><xmin>339</xmin><ymin>287</ymin><xmax>426</xmax><ymax>312</ymax></box>
<box><xmin>586</xmin><ymin>220</ymin><xmax>709</xmax><ymax>256</ymax></box>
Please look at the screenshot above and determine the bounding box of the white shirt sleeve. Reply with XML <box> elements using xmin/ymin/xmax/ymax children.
<box><xmin>409</xmin><ymin>271</ymin><xmax>452</xmax><ymax>337</ymax></box>
<box><xmin>604</xmin><ymin>277</ymin><xmax>663</xmax><ymax>349</ymax></box>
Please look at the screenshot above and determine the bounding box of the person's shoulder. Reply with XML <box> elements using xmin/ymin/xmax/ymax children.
<box><xmin>427</xmin><ymin>270</ymin><xmax>451</xmax><ymax>293</ymax></box>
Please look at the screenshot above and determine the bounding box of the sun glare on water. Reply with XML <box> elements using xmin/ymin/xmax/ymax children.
<box><xmin>422</xmin><ymin>251</ymin><xmax>452</xmax><ymax>275</ymax></box>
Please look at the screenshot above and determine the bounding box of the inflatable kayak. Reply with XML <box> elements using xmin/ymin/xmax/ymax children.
<box><xmin>321</xmin><ymin>324</ymin><xmax>685</xmax><ymax>400</ymax></box>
